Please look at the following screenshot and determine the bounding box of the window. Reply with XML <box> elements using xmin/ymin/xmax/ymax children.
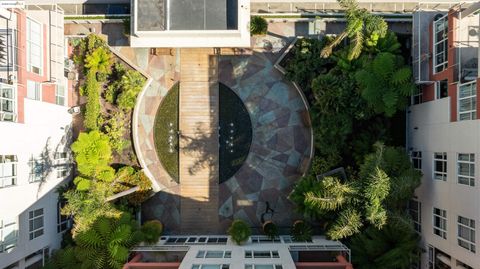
<box><xmin>456</xmin><ymin>260</ymin><xmax>474</xmax><ymax>269</ymax></box>
<box><xmin>458</xmin><ymin>81</ymin><xmax>477</xmax><ymax>121</ymax></box>
<box><xmin>433</xmin><ymin>207</ymin><xmax>447</xmax><ymax>239</ymax></box>
<box><xmin>54</xmin><ymin>152</ymin><xmax>68</xmax><ymax>161</ymax></box>
<box><xmin>28</xmin><ymin>208</ymin><xmax>44</xmax><ymax>240</ymax></box>
<box><xmin>245</xmin><ymin>250</ymin><xmax>280</xmax><ymax>258</ymax></box>
<box><xmin>191</xmin><ymin>265</ymin><xmax>229</xmax><ymax>269</ymax></box>
<box><xmin>427</xmin><ymin>245</ymin><xmax>434</xmax><ymax>269</ymax></box>
<box><xmin>27</xmin><ymin>80</ymin><xmax>41</xmax><ymax>100</ymax></box>
<box><xmin>435</xmin><ymin>79</ymin><xmax>449</xmax><ymax>99</ymax></box>
<box><xmin>251</xmin><ymin>236</ymin><xmax>280</xmax><ymax>243</ymax></box>
<box><xmin>433</xmin><ymin>15</ymin><xmax>448</xmax><ymax>73</ymax></box>
<box><xmin>0</xmin><ymin>84</ymin><xmax>16</xmax><ymax>122</ymax></box>
<box><xmin>409</xmin><ymin>200</ymin><xmax>421</xmax><ymax>233</ymax></box>
<box><xmin>28</xmin><ymin>156</ymin><xmax>45</xmax><ymax>182</ymax></box>
<box><xmin>56</xmin><ymin>165</ymin><xmax>69</xmax><ymax>178</ymax></box>
<box><xmin>0</xmin><ymin>218</ymin><xmax>17</xmax><ymax>253</ymax></box>
<box><xmin>458</xmin><ymin>153</ymin><xmax>474</xmax><ymax>186</ymax></box>
<box><xmin>433</xmin><ymin>152</ymin><xmax>447</xmax><ymax>181</ymax></box>
<box><xmin>457</xmin><ymin>216</ymin><xmax>475</xmax><ymax>253</ymax></box>
<box><xmin>0</xmin><ymin>155</ymin><xmax>17</xmax><ymax>188</ymax></box>
<box><xmin>196</xmin><ymin>250</ymin><xmax>232</xmax><ymax>259</ymax></box>
<box><xmin>412</xmin><ymin>86</ymin><xmax>423</xmax><ymax>105</ymax></box>
<box><xmin>55</xmin><ymin>84</ymin><xmax>65</xmax><ymax>106</ymax></box>
<box><xmin>410</xmin><ymin>151</ymin><xmax>422</xmax><ymax>170</ymax></box>
<box><xmin>27</xmin><ymin>18</ymin><xmax>42</xmax><ymax>75</ymax></box>
<box><xmin>245</xmin><ymin>265</ymin><xmax>283</xmax><ymax>269</ymax></box>
<box><xmin>57</xmin><ymin>201</ymin><xmax>70</xmax><ymax>233</ymax></box>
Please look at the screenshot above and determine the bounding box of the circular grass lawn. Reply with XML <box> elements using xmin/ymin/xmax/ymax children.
<box><xmin>153</xmin><ymin>83</ymin><xmax>179</xmax><ymax>182</ymax></box>
<box><xmin>219</xmin><ymin>83</ymin><xmax>252</xmax><ymax>183</ymax></box>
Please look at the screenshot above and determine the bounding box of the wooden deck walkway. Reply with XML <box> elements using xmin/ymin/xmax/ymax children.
<box><xmin>178</xmin><ymin>49</ymin><xmax>220</xmax><ymax>233</ymax></box>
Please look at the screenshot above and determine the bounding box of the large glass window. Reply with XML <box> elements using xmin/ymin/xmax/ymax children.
<box><xmin>191</xmin><ymin>265</ymin><xmax>229</xmax><ymax>269</ymax></box>
<box><xmin>411</xmin><ymin>151</ymin><xmax>422</xmax><ymax>171</ymax></box>
<box><xmin>0</xmin><ymin>155</ymin><xmax>17</xmax><ymax>188</ymax></box>
<box><xmin>458</xmin><ymin>216</ymin><xmax>475</xmax><ymax>253</ymax></box>
<box><xmin>245</xmin><ymin>250</ymin><xmax>279</xmax><ymax>259</ymax></box>
<box><xmin>28</xmin><ymin>208</ymin><xmax>44</xmax><ymax>240</ymax></box>
<box><xmin>27</xmin><ymin>80</ymin><xmax>41</xmax><ymax>100</ymax></box>
<box><xmin>433</xmin><ymin>207</ymin><xmax>447</xmax><ymax>239</ymax></box>
<box><xmin>433</xmin><ymin>15</ymin><xmax>448</xmax><ymax>73</ymax></box>
<box><xmin>28</xmin><ymin>156</ymin><xmax>45</xmax><ymax>183</ymax></box>
<box><xmin>409</xmin><ymin>200</ymin><xmax>421</xmax><ymax>233</ymax></box>
<box><xmin>55</xmin><ymin>84</ymin><xmax>65</xmax><ymax>106</ymax></box>
<box><xmin>458</xmin><ymin>81</ymin><xmax>477</xmax><ymax>121</ymax></box>
<box><xmin>196</xmin><ymin>250</ymin><xmax>232</xmax><ymax>259</ymax></box>
<box><xmin>458</xmin><ymin>153</ymin><xmax>474</xmax><ymax>186</ymax></box>
<box><xmin>0</xmin><ymin>218</ymin><xmax>17</xmax><ymax>253</ymax></box>
<box><xmin>245</xmin><ymin>265</ymin><xmax>283</xmax><ymax>269</ymax></box>
<box><xmin>433</xmin><ymin>152</ymin><xmax>447</xmax><ymax>181</ymax></box>
<box><xmin>27</xmin><ymin>18</ymin><xmax>42</xmax><ymax>75</ymax></box>
<box><xmin>0</xmin><ymin>84</ymin><xmax>15</xmax><ymax>122</ymax></box>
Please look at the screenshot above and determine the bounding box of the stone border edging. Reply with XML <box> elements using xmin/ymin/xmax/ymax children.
<box><xmin>273</xmin><ymin>37</ymin><xmax>315</xmax><ymax>175</ymax></box>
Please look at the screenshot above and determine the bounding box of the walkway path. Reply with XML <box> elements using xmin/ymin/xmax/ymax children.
<box><xmin>178</xmin><ymin>49</ymin><xmax>220</xmax><ymax>233</ymax></box>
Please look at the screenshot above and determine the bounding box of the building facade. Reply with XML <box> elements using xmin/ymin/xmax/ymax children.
<box><xmin>124</xmin><ymin>235</ymin><xmax>353</xmax><ymax>269</ymax></box>
<box><xmin>0</xmin><ymin>6</ymin><xmax>73</xmax><ymax>269</ymax></box>
<box><xmin>410</xmin><ymin>3</ymin><xmax>480</xmax><ymax>269</ymax></box>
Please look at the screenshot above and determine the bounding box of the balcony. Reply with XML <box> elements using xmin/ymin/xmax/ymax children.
<box><xmin>455</xmin><ymin>4</ymin><xmax>480</xmax><ymax>83</ymax></box>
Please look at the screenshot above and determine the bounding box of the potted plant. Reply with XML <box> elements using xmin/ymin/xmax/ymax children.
<box><xmin>141</xmin><ymin>220</ymin><xmax>163</xmax><ymax>244</ymax></box>
<box><xmin>228</xmin><ymin>219</ymin><xmax>251</xmax><ymax>245</ymax></box>
<box><xmin>250</xmin><ymin>16</ymin><xmax>268</xmax><ymax>36</ymax></box>
<box><xmin>291</xmin><ymin>220</ymin><xmax>312</xmax><ymax>242</ymax></box>
<box><xmin>263</xmin><ymin>220</ymin><xmax>278</xmax><ymax>240</ymax></box>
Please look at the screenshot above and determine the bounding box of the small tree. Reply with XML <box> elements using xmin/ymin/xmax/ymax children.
<box><xmin>291</xmin><ymin>220</ymin><xmax>313</xmax><ymax>242</ymax></box>
<box><xmin>228</xmin><ymin>219</ymin><xmax>251</xmax><ymax>245</ymax></box>
<box><xmin>116</xmin><ymin>69</ymin><xmax>146</xmax><ymax>111</ymax></box>
<box><xmin>250</xmin><ymin>16</ymin><xmax>268</xmax><ymax>35</ymax></box>
<box><xmin>71</xmin><ymin>131</ymin><xmax>112</xmax><ymax>177</ymax></box>
<box><xmin>141</xmin><ymin>220</ymin><xmax>163</xmax><ymax>244</ymax></box>
<box><xmin>84</xmin><ymin>46</ymin><xmax>113</xmax><ymax>76</ymax></box>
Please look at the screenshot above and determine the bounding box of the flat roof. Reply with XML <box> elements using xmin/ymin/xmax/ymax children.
<box><xmin>135</xmin><ymin>0</ymin><xmax>238</xmax><ymax>31</ymax></box>
<box><xmin>136</xmin><ymin>0</ymin><xmax>166</xmax><ymax>31</ymax></box>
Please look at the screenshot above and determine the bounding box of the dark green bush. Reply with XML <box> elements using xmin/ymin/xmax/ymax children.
<box><xmin>250</xmin><ymin>16</ymin><xmax>268</xmax><ymax>35</ymax></box>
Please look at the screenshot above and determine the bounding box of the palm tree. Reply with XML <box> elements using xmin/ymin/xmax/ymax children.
<box><xmin>321</xmin><ymin>0</ymin><xmax>387</xmax><ymax>60</ymax></box>
<box><xmin>350</xmin><ymin>215</ymin><xmax>421</xmax><ymax>269</ymax></box>
<box><xmin>74</xmin><ymin>214</ymin><xmax>144</xmax><ymax>269</ymax></box>
<box><xmin>84</xmin><ymin>47</ymin><xmax>112</xmax><ymax>75</ymax></box>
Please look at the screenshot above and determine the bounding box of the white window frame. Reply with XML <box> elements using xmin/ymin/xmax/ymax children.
<box><xmin>191</xmin><ymin>265</ymin><xmax>230</xmax><ymax>269</ymax></box>
<box><xmin>457</xmin><ymin>153</ymin><xmax>475</xmax><ymax>186</ymax></box>
<box><xmin>433</xmin><ymin>14</ymin><xmax>448</xmax><ymax>74</ymax></box>
<box><xmin>0</xmin><ymin>218</ymin><xmax>17</xmax><ymax>253</ymax></box>
<box><xmin>0</xmin><ymin>83</ymin><xmax>16</xmax><ymax>122</ymax></box>
<box><xmin>28</xmin><ymin>208</ymin><xmax>44</xmax><ymax>240</ymax></box>
<box><xmin>456</xmin><ymin>260</ymin><xmax>474</xmax><ymax>269</ymax></box>
<box><xmin>433</xmin><ymin>207</ymin><xmax>447</xmax><ymax>239</ymax></box>
<box><xmin>57</xmin><ymin>201</ymin><xmax>70</xmax><ymax>233</ymax></box>
<box><xmin>457</xmin><ymin>216</ymin><xmax>476</xmax><ymax>253</ymax></box>
<box><xmin>433</xmin><ymin>152</ymin><xmax>447</xmax><ymax>181</ymax></box>
<box><xmin>245</xmin><ymin>265</ymin><xmax>283</xmax><ymax>269</ymax></box>
<box><xmin>410</xmin><ymin>151</ymin><xmax>422</xmax><ymax>171</ymax></box>
<box><xmin>435</xmin><ymin>79</ymin><xmax>448</xmax><ymax>99</ymax></box>
<box><xmin>0</xmin><ymin>155</ymin><xmax>17</xmax><ymax>188</ymax></box>
<box><xmin>27</xmin><ymin>80</ymin><xmax>41</xmax><ymax>101</ymax></box>
<box><xmin>55</xmin><ymin>83</ymin><xmax>65</xmax><ymax>106</ymax></box>
<box><xmin>26</xmin><ymin>17</ymin><xmax>43</xmax><ymax>75</ymax></box>
<box><xmin>411</xmin><ymin>86</ymin><xmax>423</xmax><ymax>105</ymax></box>
<box><xmin>245</xmin><ymin>250</ymin><xmax>280</xmax><ymax>259</ymax></box>
<box><xmin>409</xmin><ymin>200</ymin><xmax>422</xmax><ymax>233</ymax></box>
<box><xmin>196</xmin><ymin>250</ymin><xmax>232</xmax><ymax>259</ymax></box>
<box><xmin>458</xmin><ymin>81</ymin><xmax>477</xmax><ymax>121</ymax></box>
<box><xmin>28</xmin><ymin>156</ymin><xmax>45</xmax><ymax>183</ymax></box>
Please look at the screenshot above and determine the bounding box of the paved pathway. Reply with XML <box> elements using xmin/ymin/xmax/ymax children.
<box><xmin>178</xmin><ymin>49</ymin><xmax>220</xmax><ymax>233</ymax></box>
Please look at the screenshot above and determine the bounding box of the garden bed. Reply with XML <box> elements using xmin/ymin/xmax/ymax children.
<box><xmin>153</xmin><ymin>83</ymin><xmax>179</xmax><ymax>182</ymax></box>
<box><xmin>219</xmin><ymin>83</ymin><xmax>252</xmax><ymax>183</ymax></box>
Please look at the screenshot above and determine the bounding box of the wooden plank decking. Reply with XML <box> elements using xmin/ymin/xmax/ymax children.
<box><xmin>179</xmin><ymin>49</ymin><xmax>220</xmax><ymax>233</ymax></box>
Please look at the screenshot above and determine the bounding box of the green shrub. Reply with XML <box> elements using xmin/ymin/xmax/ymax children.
<box><xmin>71</xmin><ymin>130</ymin><xmax>112</xmax><ymax>177</ymax></box>
<box><xmin>250</xmin><ymin>16</ymin><xmax>268</xmax><ymax>35</ymax></box>
<box><xmin>263</xmin><ymin>221</ymin><xmax>278</xmax><ymax>240</ymax></box>
<box><xmin>291</xmin><ymin>220</ymin><xmax>313</xmax><ymax>242</ymax></box>
<box><xmin>111</xmin><ymin>167</ymin><xmax>152</xmax><ymax>205</ymax></box>
<box><xmin>104</xmin><ymin>111</ymin><xmax>128</xmax><ymax>153</ymax></box>
<box><xmin>141</xmin><ymin>220</ymin><xmax>163</xmax><ymax>244</ymax></box>
<box><xmin>83</xmin><ymin>71</ymin><xmax>101</xmax><ymax>130</ymax></box>
<box><xmin>228</xmin><ymin>219</ymin><xmax>251</xmax><ymax>245</ymax></box>
<box><xmin>116</xmin><ymin>69</ymin><xmax>146</xmax><ymax>111</ymax></box>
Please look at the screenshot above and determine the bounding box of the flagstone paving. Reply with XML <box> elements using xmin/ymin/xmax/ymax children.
<box><xmin>127</xmin><ymin>34</ymin><xmax>312</xmax><ymax>234</ymax></box>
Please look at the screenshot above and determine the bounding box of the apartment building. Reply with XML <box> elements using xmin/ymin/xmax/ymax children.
<box><xmin>0</xmin><ymin>5</ymin><xmax>73</xmax><ymax>269</ymax></box>
<box><xmin>123</xmin><ymin>235</ymin><xmax>353</xmax><ymax>269</ymax></box>
<box><xmin>410</xmin><ymin>3</ymin><xmax>480</xmax><ymax>269</ymax></box>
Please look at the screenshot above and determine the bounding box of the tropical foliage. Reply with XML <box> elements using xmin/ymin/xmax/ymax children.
<box><xmin>141</xmin><ymin>220</ymin><xmax>163</xmax><ymax>244</ymax></box>
<box><xmin>320</xmin><ymin>0</ymin><xmax>388</xmax><ymax>60</ymax></box>
<box><xmin>71</xmin><ymin>131</ymin><xmax>112</xmax><ymax>178</ymax></box>
<box><xmin>291</xmin><ymin>220</ymin><xmax>313</xmax><ymax>242</ymax></box>
<box><xmin>355</xmin><ymin>52</ymin><xmax>415</xmax><ymax>116</ymax></box>
<box><xmin>228</xmin><ymin>219</ymin><xmax>251</xmax><ymax>245</ymax></box>
<box><xmin>250</xmin><ymin>16</ymin><xmax>268</xmax><ymax>35</ymax></box>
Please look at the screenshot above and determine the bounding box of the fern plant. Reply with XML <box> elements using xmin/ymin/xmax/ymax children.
<box><xmin>355</xmin><ymin>52</ymin><xmax>416</xmax><ymax>116</ymax></box>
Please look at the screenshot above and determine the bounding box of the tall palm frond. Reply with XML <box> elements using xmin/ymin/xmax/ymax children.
<box><xmin>327</xmin><ymin>208</ymin><xmax>363</xmax><ymax>240</ymax></box>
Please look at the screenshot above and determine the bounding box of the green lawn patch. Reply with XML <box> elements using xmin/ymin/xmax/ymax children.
<box><xmin>153</xmin><ymin>83</ymin><xmax>179</xmax><ymax>182</ymax></box>
<box><xmin>219</xmin><ymin>83</ymin><xmax>252</xmax><ymax>183</ymax></box>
